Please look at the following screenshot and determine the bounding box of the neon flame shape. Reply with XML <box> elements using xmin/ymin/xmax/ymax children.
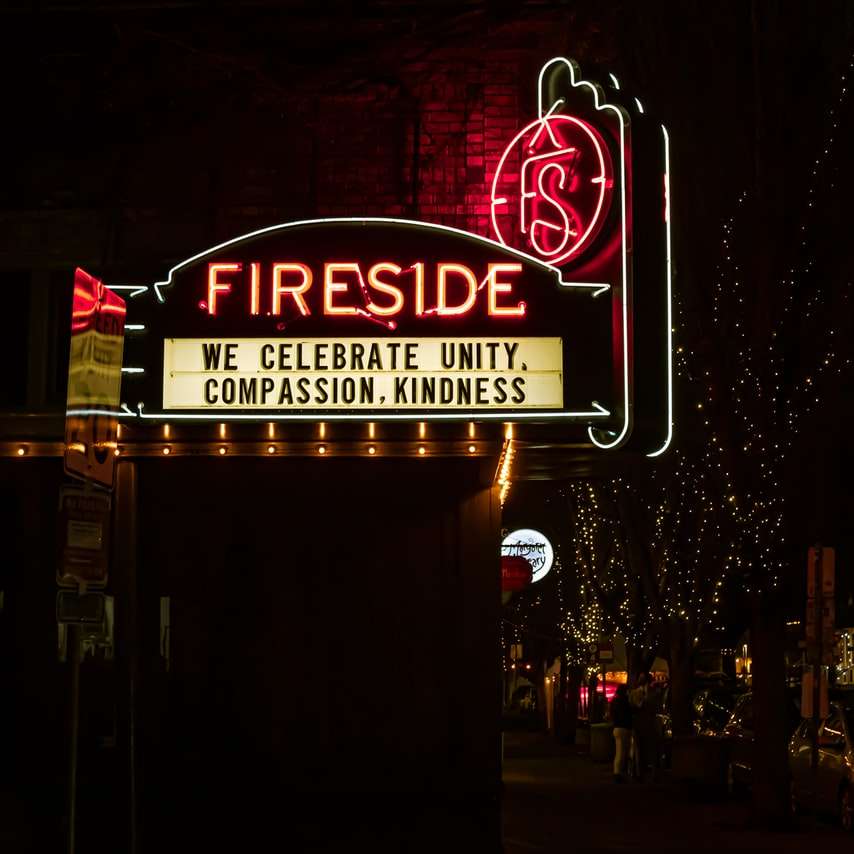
<box><xmin>527</xmin><ymin>57</ymin><xmax>631</xmax><ymax>450</ymax></box>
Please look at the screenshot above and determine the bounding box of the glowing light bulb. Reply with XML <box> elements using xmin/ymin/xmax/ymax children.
<box><xmin>267</xmin><ymin>445</ymin><xmax>276</xmax><ymax>454</ymax></box>
<box><xmin>218</xmin><ymin>446</ymin><xmax>227</xmax><ymax>455</ymax></box>
<box><xmin>418</xmin><ymin>446</ymin><xmax>426</xmax><ymax>456</ymax></box>
<box><xmin>468</xmin><ymin>444</ymin><xmax>476</xmax><ymax>454</ymax></box>
<box><xmin>162</xmin><ymin>446</ymin><xmax>171</xmax><ymax>455</ymax></box>
<box><xmin>368</xmin><ymin>445</ymin><xmax>376</xmax><ymax>455</ymax></box>
<box><xmin>317</xmin><ymin>445</ymin><xmax>327</xmax><ymax>455</ymax></box>
<box><xmin>16</xmin><ymin>446</ymin><xmax>26</xmax><ymax>456</ymax></box>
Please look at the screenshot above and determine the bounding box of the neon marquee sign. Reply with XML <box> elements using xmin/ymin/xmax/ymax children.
<box><xmin>110</xmin><ymin>56</ymin><xmax>672</xmax><ymax>455</ymax></box>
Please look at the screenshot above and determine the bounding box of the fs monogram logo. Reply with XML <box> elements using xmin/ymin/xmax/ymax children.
<box><xmin>490</xmin><ymin>58</ymin><xmax>625</xmax><ymax>271</ymax></box>
<box><xmin>491</xmin><ymin>110</ymin><xmax>615</xmax><ymax>266</ymax></box>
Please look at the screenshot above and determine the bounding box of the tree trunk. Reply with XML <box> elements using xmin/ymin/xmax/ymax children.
<box><xmin>667</xmin><ymin>619</ymin><xmax>695</xmax><ymax>737</ymax></box>
<box><xmin>535</xmin><ymin>662</ymin><xmax>548</xmax><ymax>731</ymax></box>
<box><xmin>556</xmin><ymin>658</ymin><xmax>581</xmax><ymax>744</ymax></box>
<box><xmin>750</xmin><ymin>596</ymin><xmax>791</xmax><ymax>827</ymax></box>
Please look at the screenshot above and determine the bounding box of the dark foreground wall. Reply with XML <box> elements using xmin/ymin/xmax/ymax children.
<box><xmin>0</xmin><ymin>455</ymin><xmax>501</xmax><ymax>851</ymax></box>
<box><xmin>131</xmin><ymin>456</ymin><xmax>501</xmax><ymax>850</ymax></box>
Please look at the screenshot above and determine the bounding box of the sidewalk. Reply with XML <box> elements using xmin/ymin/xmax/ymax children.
<box><xmin>502</xmin><ymin>731</ymin><xmax>848</xmax><ymax>853</ymax></box>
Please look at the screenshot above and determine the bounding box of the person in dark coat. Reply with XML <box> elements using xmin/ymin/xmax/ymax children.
<box><xmin>609</xmin><ymin>684</ymin><xmax>633</xmax><ymax>782</ymax></box>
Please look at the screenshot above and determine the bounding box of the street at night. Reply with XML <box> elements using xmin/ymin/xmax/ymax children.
<box><xmin>501</xmin><ymin>733</ymin><xmax>851</xmax><ymax>852</ymax></box>
<box><xmin>1</xmin><ymin>2</ymin><xmax>853</xmax><ymax>852</ymax></box>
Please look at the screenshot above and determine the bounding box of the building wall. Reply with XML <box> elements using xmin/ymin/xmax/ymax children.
<box><xmin>134</xmin><ymin>457</ymin><xmax>501</xmax><ymax>847</ymax></box>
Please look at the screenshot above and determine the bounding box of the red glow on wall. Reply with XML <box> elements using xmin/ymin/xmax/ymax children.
<box><xmin>491</xmin><ymin>114</ymin><xmax>614</xmax><ymax>266</ymax></box>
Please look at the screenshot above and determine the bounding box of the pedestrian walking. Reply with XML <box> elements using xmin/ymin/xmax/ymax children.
<box><xmin>629</xmin><ymin>673</ymin><xmax>648</xmax><ymax>780</ymax></box>
<box><xmin>609</xmin><ymin>684</ymin><xmax>633</xmax><ymax>783</ymax></box>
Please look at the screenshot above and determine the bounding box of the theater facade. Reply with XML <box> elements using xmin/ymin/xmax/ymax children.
<box><xmin>0</xmin><ymin>54</ymin><xmax>671</xmax><ymax>850</ymax></box>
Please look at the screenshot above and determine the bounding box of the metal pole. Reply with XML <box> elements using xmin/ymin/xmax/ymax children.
<box><xmin>115</xmin><ymin>461</ymin><xmax>139</xmax><ymax>854</ymax></box>
<box><xmin>66</xmin><ymin>623</ymin><xmax>81</xmax><ymax>854</ymax></box>
<box><xmin>811</xmin><ymin>545</ymin><xmax>823</xmax><ymax>810</ymax></box>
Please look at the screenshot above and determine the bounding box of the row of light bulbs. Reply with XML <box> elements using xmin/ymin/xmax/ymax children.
<box><xmin>150</xmin><ymin>442</ymin><xmax>477</xmax><ymax>456</ymax></box>
<box><xmin>143</xmin><ymin>420</ymin><xmax>484</xmax><ymax>441</ymax></box>
<box><xmin>12</xmin><ymin>420</ymin><xmax>509</xmax><ymax>457</ymax></box>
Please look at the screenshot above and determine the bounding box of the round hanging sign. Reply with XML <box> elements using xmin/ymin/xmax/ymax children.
<box><xmin>500</xmin><ymin>528</ymin><xmax>554</xmax><ymax>583</ymax></box>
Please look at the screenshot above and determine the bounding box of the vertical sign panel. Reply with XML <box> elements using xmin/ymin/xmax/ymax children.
<box><xmin>64</xmin><ymin>268</ymin><xmax>126</xmax><ymax>490</ymax></box>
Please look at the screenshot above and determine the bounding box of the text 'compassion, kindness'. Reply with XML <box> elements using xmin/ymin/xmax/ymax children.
<box><xmin>162</xmin><ymin>337</ymin><xmax>563</xmax><ymax>410</ymax></box>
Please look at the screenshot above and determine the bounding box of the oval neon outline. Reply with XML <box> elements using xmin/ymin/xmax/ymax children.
<box><xmin>491</xmin><ymin>114</ymin><xmax>613</xmax><ymax>267</ymax></box>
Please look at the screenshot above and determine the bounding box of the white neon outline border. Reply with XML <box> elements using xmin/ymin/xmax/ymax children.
<box><xmin>148</xmin><ymin>217</ymin><xmax>610</xmax><ymax>302</ymax></box>
<box><xmin>533</xmin><ymin>57</ymin><xmax>631</xmax><ymax>450</ymax></box>
<box><xmin>121</xmin><ymin>402</ymin><xmax>611</xmax><ymax>422</ymax></box>
<box><xmin>647</xmin><ymin>124</ymin><xmax>673</xmax><ymax>457</ymax></box>
<box><xmin>123</xmin><ymin>215</ymin><xmax>616</xmax><ymax>423</ymax></box>
<box><xmin>111</xmin><ymin>285</ymin><xmax>149</xmax><ymax>299</ymax></box>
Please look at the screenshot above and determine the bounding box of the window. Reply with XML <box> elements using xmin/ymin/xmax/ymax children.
<box><xmin>0</xmin><ymin>271</ymin><xmax>30</xmax><ymax>409</ymax></box>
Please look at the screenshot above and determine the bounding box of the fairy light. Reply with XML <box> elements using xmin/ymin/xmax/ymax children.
<box><xmin>218</xmin><ymin>445</ymin><xmax>227</xmax><ymax>455</ymax></box>
<box><xmin>367</xmin><ymin>445</ymin><xmax>376</xmax><ymax>455</ymax></box>
<box><xmin>418</xmin><ymin>445</ymin><xmax>426</xmax><ymax>456</ymax></box>
<box><xmin>16</xmin><ymin>446</ymin><xmax>26</xmax><ymax>456</ymax></box>
<box><xmin>162</xmin><ymin>446</ymin><xmax>171</xmax><ymax>455</ymax></box>
<box><xmin>317</xmin><ymin>444</ymin><xmax>327</xmax><ymax>455</ymax></box>
<box><xmin>267</xmin><ymin>444</ymin><xmax>276</xmax><ymax>454</ymax></box>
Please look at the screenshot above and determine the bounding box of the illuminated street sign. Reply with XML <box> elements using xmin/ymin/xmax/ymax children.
<box><xmin>64</xmin><ymin>268</ymin><xmax>126</xmax><ymax>489</ymax></box>
<box><xmin>501</xmin><ymin>529</ymin><xmax>554</xmax><ymax>583</ymax></box>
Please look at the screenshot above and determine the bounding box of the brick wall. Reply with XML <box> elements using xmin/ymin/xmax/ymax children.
<box><xmin>0</xmin><ymin>7</ymin><xmax>600</xmax><ymax>409</ymax></box>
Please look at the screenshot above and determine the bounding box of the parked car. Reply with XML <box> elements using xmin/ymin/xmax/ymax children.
<box><xmin>654</xmin><ymin>682</ymin><xmax>743</xmax><ymax>768</ymax></box>
<box><xmin>789</xmin><ymin>700</ymin><xmax>854</xmax><ymax>832</ymax></box>
<box><xmin>722</xmin><ymin>690</ymin><xmax>801</xmax><ymax>794</ymax></box>
<box><xmin>693</xmin><ymin>687</ymin><xmax>742</xmax><ymax>736</ymax></box>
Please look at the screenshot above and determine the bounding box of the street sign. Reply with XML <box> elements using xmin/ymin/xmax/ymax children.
<box><xmin>501</xmin><ymin>555</ymin><xmax>533</xmax><ymax>592</ymax></box>
<box><xmin>597</xmin><ymin>642</ymin><xmax>614</xmax><ymax>662</ymax></box>
<box><xmin>64</xmin><ymin>267</ymin><xmax>126</xmax><ymax>491</ymax></box>
<box><xmin>805</xmin><ymin>545</ymin><xmax>837</xmax><ymax>666</ymax></box>
<box><xmin>806</xmin><ymin>603</ymin><xmax>816</xmax><ymax>643</ymax></box>
<box><xmin>807</xmin><ymin>546</ymin><xmax>835</xmax><ymax>599</ymax></box>
<box><xmin>57</xmin><ymin>486</ymin><xmax>111</xmax><ymax>588</ymax></box>
<box><xmin>801</xmin><ymin>668</ymin><xmax>829</xmax><ymax>719</ymax></box>
<box><xmin>57</xmin><ymin>591</ymin><xmax>105</xmax><ymax>625</ymax></box>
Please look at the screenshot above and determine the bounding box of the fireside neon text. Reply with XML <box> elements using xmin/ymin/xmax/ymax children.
<box><xmin>205</xmin><ymin>261</ymin><xmax>525</xmax><ymax>318</ymax></box>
